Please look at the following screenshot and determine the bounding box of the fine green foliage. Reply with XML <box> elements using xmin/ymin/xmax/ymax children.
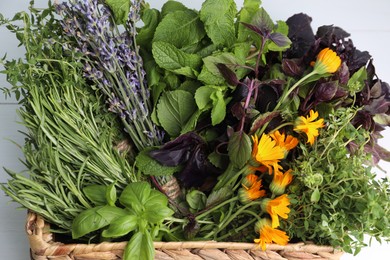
<box><xmin>1</xmin><ymin>3</ymin><xmax>138</xmax><ymax>232</ymax></box>
<box><xmin>286</xmin><ymin>108</ymin><xmax>390</xmax><ymax>254</ymax></box>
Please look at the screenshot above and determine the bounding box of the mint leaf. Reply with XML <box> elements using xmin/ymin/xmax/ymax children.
<box><xmin>135</xmin><ymin>147</ymin><xmax>180</xmax><ymax>176</ymax></box>
<box><xmin>153</xmin><ymin>10</ymin><xmax>206</xmax><ymax>49</ymax></box>
<box><xmin>152</xmin><ymin>41</ymin><xmax>202</xmax><ymax>78</ymax></box>
<box><xmin>137</xmin><ymin>8</ymin><xmax>160</xmax><ymax>50</ymax></box>
<box><xmin>156</xmin><ymin>90</ymin><xmax>197</xmax><ymax>137</ymax></box>
<box><xmin>124</xmin><ymin>231</ymin><xmax>154</xmax><ymax>260</ymax></box>
<box><xmin>104</xmin><ymin>0</ymin><xmax>130</xmax><ymax>24</ymax></box>
<box><xmin>161</xmin><ymin>1</ymin><xmax>189</xmax><ymax>18</ymax></box>
<box><xmin>227</xmin><ymin>132</ymin><xmax>252</xmax><ymax>168</ymax></box>
<box><xmin>200</xmin><ymin>0</ymin><xmax>237</xmax><ymax>47</ymax></box>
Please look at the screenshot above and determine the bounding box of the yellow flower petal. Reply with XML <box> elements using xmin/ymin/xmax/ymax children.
<box><xmin>294</xmin><ymin>110</ymin><xmax>325</xmax><ymax>145</ymax></box>
<box><xmin>313</xmin><ymin>47</ymin><xmax>342</xmax><ymax>74</ymax></box>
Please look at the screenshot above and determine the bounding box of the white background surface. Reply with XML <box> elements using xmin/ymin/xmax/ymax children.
<box><xmin>1</xmin><ymin>0</ymin><xmax>389</xmax><ymax>259</ymax></box>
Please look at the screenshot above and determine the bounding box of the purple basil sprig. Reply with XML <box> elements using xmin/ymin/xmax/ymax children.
<box><xmin>55</xmin><ymin>0</ymin><xmax>164</xmax><ymax>150</ymax></box>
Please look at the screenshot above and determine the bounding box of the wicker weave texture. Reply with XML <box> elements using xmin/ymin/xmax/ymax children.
<box><xmin>26</xmin><ymin>212</ymin><xmax>343</xmax><ymax>260</ymax></box>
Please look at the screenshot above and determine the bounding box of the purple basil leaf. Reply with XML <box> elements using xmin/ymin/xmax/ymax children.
<box><xmin>149</xmin><ymin>132</ymin><xmax>204</xmax><ymax>166</ymax></box>
<box><xmin>365</xmin><ymin>96</ymin><xmax>390</xmax><ymax>114</ymax></box>
<box><xmin>285</xmin><ymin>13</ymin><xmax>315</xmax><ymax>58</ymax></box>
<box><xmin>216</xmin><ymin>63</ymin><xmax>240</xmax><ymax>86</ymax></box>
<box><xmin>241</xmin><ymin>22</ymin><xmax>264</xmax><ymax>36</ymax></box>
<box><xmin>315</xmin><ymin>81</ymin><xmax>339</xmax><ymax>102</ymax></box>
<box><xmin>269</xmin><ymin>32</ymin><xmax>291</xmax><ymax>47</ymax></box>
<box><xmin>282</xmin><ymin>58</ymin><xmax>305</xmax><ymax>77</ymax></box>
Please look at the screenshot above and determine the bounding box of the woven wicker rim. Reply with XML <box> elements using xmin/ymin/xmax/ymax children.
<box><xmin>26</xmin><ymin>211</ymin><xmax>343</xmax><ymax>259</ymax></box>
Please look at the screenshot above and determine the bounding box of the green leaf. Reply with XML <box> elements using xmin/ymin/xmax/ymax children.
<box><xmin>102</xmin><ymin>215</ymin><xmax>138</xmax><ymax>238</ymax></box>
<box><xmin>83</xmin><ymin>185</ymin><xmax>107</xmax><ymax>206</ymax></box>
<box><xmin>347</xmin><ymin>66</ymin><xmax>367</xmax><ymax>93</ymax></box>
<box><xmin>195</xmin><ymin>86</ymin><xmax>215</xmax><ymax>110</ymax></box>
<box><xmin>186</xmin><ymin>190</ymin><xmax>207</xmax><ymax>211</ymax></box>
<box><xmin>227</xmin><ymin>132</ymin><xmax>252</xmax><ymax>168</ymax></box>
<box><xmin>135</xmin><ymin>147</ymin><xmax>180</xmax><ymax>176</ymax></box>
<box><xmin>124</xmin><ymin>231</ymin><xmax>154</xmax><ymax>260</ymax></box>
<box><xmin>104</xmin><ymin>0</ymin><xmax>130</xmax><ymax>24</ymax></box>
<box><xmin>200</xmin><ymin>0</ymin><xmax>237</xmax><ymax>47</ymax></box>
<box><xmin>72</xmin><ymin>205</ymin><xmax>127</xmax><ymax>239</ymax></box>
<box><xmin>311</xmin><ymin>187</ymin><xmax>321</xmax><ymax>203</ymax></box>
<box><xmin>237</xmin><ymin>0</ymin><xmax>262</xmax><ymax>42</ymax></box>
<box><xmin>206</xmin><ymin>187</ymin><xmax>233</xmax><ymax>207</ymax></box>
<box><xmin>106</xmin><ymin>182</ymin><xmax>117</xmax><ymax>206</ymax></box>
<box><xmin>153</xmin><ymin>10</ymin><xmax>206</xmax><ymax>49</ymax></box>
<box><xmin>143</xmin><ymin>190</ymin><xmax>174</xmax><ymax>223</ymax></box>
<box><xmin>137</xmin><ymin>8</ymin><xmax>161</xmax><ymax>50</ymax></box>
<box><xmin>210</xmin><ymin>90</ymin><xmax>227</xmax><ymax>125</ymax></box>
<box><xmin>156</xmin><ymin>90</ymin><xmax>197</xmax><ymax>137</ymax></box>
<box><xmin>152</xmin><ymin>41</ymin><xmax>202</xmax><ymax>78</ymax></box>
<box><xmin>161</xmin><ymin>1</ymin><xmax>189</xmax><ymax>18</ymax></box>
<box><xmin>268</xmin><ymin>21</ymin><xmax>291</xmax><ymax>51</ymax></box>
<box><xmin>119</xmin><ymin>182</ymin><xmax>152</xmax><ymax>214</ymax></box>
<box><xmin>198</xmin><ymin>52</ymin><xmax>243</xmax><ymax>85</ymax></box>
<box><xmin>195</xmin><ymin>85</ymin><xmax>228</xmax><ymax>126</ymax></box>
<box><xmin>180</xmin><ymin>109</ymin><xmax>202</xmax><ymax>134</ymax></box>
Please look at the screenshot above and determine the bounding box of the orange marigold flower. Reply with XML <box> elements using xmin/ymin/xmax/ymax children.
<box><xmin>313</xmin><ymin>47</ymin><xmax>342</xmax><ymax>74</ymax></box>
<box><xmin>269</xmin><ymin>130</ymin><xmax>299</xmax><ymax>154</ymax></box>
<box><xmin>239</xmin><ymin>174</ymin><xmax>266</xmax><ymax>203</ymax></box>
<box><xmin>251</xmin><ymin>134</ymin><xmax>285</xmax><ymax>174</ymax></box>
<box><xmin>262</xmin><ymin>194</ymin><xmax>291</xmax><ymax>228</ymax></box>
<box><xmin>254</xmin><ymin>218</ymin><xmax>289</xmax><ymax>251</ymax></box>
<box><xmin>293</xmin><ymin>110</ymin><xmax>325</xmax><ymax>145</ymax></box>
<box><xmin>270</xmin><ymin>169</ymin><xmax>293</xmax><ymax>195</ymax></box>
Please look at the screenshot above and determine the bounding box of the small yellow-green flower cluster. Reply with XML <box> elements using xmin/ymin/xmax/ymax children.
<box><xmin>238</xmin><ymin>110</ymin><xmax>325</xmax><ymax>250</ymax></box>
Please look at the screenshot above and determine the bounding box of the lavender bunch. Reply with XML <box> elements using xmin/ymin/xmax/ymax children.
<box><xmin>55</xmin><ymin>0</ymin><xmax>164</xmax><ymax>151</ymax></box>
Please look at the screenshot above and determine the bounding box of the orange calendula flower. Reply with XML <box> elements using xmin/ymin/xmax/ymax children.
<box><xmin>313</xmin><ymin>47</ymin><xmax>342</xmax><ymax>74</ymax></box>
<box><xmin>293</xmin><ymin>110</ymin><xmax>325</xmax><ymax>145</ymax></box>
<box><xmin>254</xmin><ymin>218</ymin><xmax>289</xmax><ymax>251</ymax></box>
<box><xmin>239</xmin><ymin>174</ymin><xmax>266</xmax><ymax>203</ymax></box>
<box><xmin>262</xmin><ymin>194</ymin><xmax>291</xmax><ymax>228</ymax></box>
<box><xmin>251</xmin><ymin>134</ymin><xmax>285</xmax><ymax>174</ymax></box>
<box><xmin>270</xmin><ymin>169</ymin><xmax>293</xmax><ymax>195</ymax></box>
<box><xmin>269</xmin><ymin>130</ymin><xmax>299</xmax><ymax>154</ymax></box>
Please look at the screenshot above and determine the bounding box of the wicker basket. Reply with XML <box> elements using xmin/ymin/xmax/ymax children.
<box><xmin>26</xmin><ymin>211</ymin><xmax>343</xmax><ymax>260</ymax></box>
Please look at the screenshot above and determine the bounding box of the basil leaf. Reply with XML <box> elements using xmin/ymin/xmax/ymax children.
<box><xmin>119</xmin><ymin>182</ymin><xmax>151</xmax><ymax>214</ymax></box>
<box><xmin>102</xmin><ymin>215</ymin><xmax>138</xmax><ymax>238</ymax></box>
<box><xmin>156</xmin><ymin>90</ymin><xmax>197</xmax><ymax>137</ymax></box>
<box><xmin>186</xmin><ymin>190</ymin><xmax>207</xmax><ymax>211</ymax></box>
<box><xmin>106</xmin><ymin>182</ymin><xmax>117</xmax><ymax>206</ymax></box>
<box><xmin>83</xmin><ymin>185</ymin><xmax>107</xmax><ymax>206</ymax></box>
<box><xmin>124</xmin><ymin>231</ymin><xmax>154</xmax><ymax>260</ymax></box>
<box><xmin>200</xmin><ymin>0</ymin><xmax>237</xmax><ymax>47</ymax></box>
<box><xmin>72</xmin><ymin>205</ymin><xmax>127</xmax><ymax>239</ymax></box>
<box><xmin>143</xmin><ymin>189</ymin><xmax>174</xmax><ymax>223</ymax></box>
